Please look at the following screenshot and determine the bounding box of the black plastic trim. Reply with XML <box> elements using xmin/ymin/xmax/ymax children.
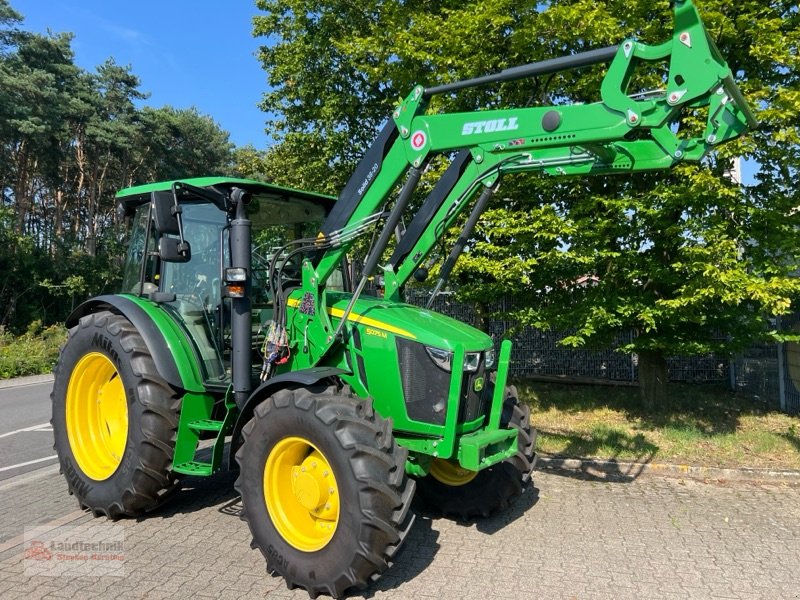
<box><xmin>321</xmin><ymin>121</ymin><xmax>399</xmax><ymax>236</ymax></box>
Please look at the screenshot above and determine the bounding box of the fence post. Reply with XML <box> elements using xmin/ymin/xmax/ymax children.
<box><xmin>777</xmin><ymin>341</ymin><xmax>787</xmax><ymax>412</ymax></box>
<box><xmin>630</xmin><ymin>352</ymin><xmax>636</xmax><ymax>383</ymax></box>
<box><xmin>728</xmin><ymin>358</ymin><xmax>736</xmax><ymax>392</ymax></box>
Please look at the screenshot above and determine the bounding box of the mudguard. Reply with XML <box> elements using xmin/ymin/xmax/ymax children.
<box><xmin>66</xmin><ymin>294</ymin><xmax>205</xmax><ymax>393</ymax></box>
<box><xmin>228</xmin><ymin>367</ymin><xmax>349</xmax><ymax>469</ymax></box>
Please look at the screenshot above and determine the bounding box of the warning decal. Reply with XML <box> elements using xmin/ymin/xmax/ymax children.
<box><xmin>410</xmin><ymin>130</ymin><xmax>427</xmax><ymax>151</ymax></box>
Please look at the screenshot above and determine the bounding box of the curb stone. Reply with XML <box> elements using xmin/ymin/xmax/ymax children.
<box><xmin>0</xmin><ymin>373</ymin><xmax>54</xmax><ymax>390</ymax></box>
<box><xmin>536</xmin><ymin>455</ymin><xmax>800</xmax><ymax>483</ymax></box>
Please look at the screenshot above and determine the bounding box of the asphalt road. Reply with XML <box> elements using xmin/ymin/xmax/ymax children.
<box><xmin>0</xmin><ymin>379</ymin><xmax>56</xmax><ymax>481</ymax></box>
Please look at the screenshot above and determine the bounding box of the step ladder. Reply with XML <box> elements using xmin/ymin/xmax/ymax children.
<box><xmin>172</xmin><ymin>389</ymin><xmax>237</xmax><ymax>476</ymax></box>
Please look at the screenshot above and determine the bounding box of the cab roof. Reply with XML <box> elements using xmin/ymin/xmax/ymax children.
<box><xmin>116</xmin><ymin>176</ymin><xmax>336</xmax><ymax>209</ymax></box>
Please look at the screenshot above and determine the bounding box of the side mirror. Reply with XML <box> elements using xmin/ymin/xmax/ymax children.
<box><xmin>152</xmin><ymin>191</ymin><xmax>181</xmax><ymax>235</ymax></box>
<box><xmin>158</xmin><ymin>237</ymin><xmax>191</xmax><ymax>263</ymax></box>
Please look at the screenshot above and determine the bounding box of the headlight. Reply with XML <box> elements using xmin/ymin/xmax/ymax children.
<box><xmin>425</xmin><ymin>346</ymin><xmax>452</xmax><ymax>372</ymax></box>
<box><xmin>484</xmin><ymin>348</ymin><xmax>496</xmax><ymax>370</ymax></box>
<box><xmin>425</xmin><ymin>346</ymin><xmax>483</xmax><ymax>373</ymax></box>
<box><xmin>464</xmin><ymin>352</ymin><xmax>481</xmax><ymax>373</ymax></box>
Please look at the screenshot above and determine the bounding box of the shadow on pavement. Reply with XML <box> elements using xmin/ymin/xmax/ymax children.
<box><xmin>536</xmin><ymin>459</ymin><xmax>650</xmax><ymax>483</ymax></box>
<box><xmin>409</xmin><ymin>482</ymin><xmax>540</xmax><ymax>536</ymax></box>
<box><xmin>361</xmin><ymin>515</ymin><xmax>441</xmax><ymax>598</ymax></box>
<box><xmin>139</xmin><ymin>443</ymin><xmax>543</xmax><ymax>598</ymax></box>
<box><xmin>143</xmin><ymin>467</ymin><xmax>240</xmax><ymax>521</ymax></box>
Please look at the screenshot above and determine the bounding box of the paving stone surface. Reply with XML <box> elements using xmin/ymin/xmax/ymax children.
<box><xmin>1</xmin><ymin>466</ymin><xmax>798</xmax><ymax>599</ymax></box>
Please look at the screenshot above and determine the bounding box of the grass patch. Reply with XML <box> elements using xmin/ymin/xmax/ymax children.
<box><xmin>517</xmin><ymin>380</ymin><xmax>800</xmax><ymax>470</ymax></box>
<box><xmin>0</xmin><ymin>321</ymin><xmax>66</xmax><ymax>379</ymax></box>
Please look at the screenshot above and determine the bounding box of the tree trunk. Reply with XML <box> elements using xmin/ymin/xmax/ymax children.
<box><xmin>473</xmin><ymin>300</ymin><xmax>490</xmax><ymax>334</ymax></box>
<box><xmin>638</xmin><ymin>349</ymin><xmax>669</xmax><ymax>412</ymax></box>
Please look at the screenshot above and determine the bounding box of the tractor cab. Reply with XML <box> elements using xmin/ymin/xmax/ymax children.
<box><xmin>116</xmin><ymin>177</ymin><xmax>336</xmax><ymax>386</ymax></box>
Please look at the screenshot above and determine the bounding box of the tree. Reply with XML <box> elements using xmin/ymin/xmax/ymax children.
<box><xmin>135</xmin><ymin>106</ymin><xmax>234</xmax><ymax>183</ymax></box>
<box><xmin>0</xmin><ymin>0</ymin><xmax>237</xmax><ymax>332</ymax></box>
<box><xmin>254</xmin><ymin>0</ymin><xmax>800</xmax><ymax>408</ymax></box>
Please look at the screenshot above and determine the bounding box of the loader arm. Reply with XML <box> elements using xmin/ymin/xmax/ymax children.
<box><xmin>283</xmin><ymin>0</ymin><xmax>756</xmax><ymax>366</ymax></box>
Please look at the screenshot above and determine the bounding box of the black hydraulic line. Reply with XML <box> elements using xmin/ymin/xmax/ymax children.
<box><xmin>333</xmin><ymin>166</ymin><xmax>424</xmax><ymax>341</ymax></box>
<box><xmin>389</xmin><ymin>149</ymin><xmax>472</xmax><ymax>269</ymax></box>
<box><xmin>360</xmin><ymin>166</ymin><xmax>424</xmax><ymax>279</ymax></box>
<box><xmin>426</xmin><ymin>183</ymin><xmax>497</xmax><ymax>309</ymax></box>
<box><xmin>424</xmin><ymin>46</ymin><xmax>619</xmax><ymax>98</ymax></box>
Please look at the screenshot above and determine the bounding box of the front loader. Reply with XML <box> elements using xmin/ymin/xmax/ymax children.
<box><xmin>51</xmin><ymin>1</ymin><xmax>756</xmax><ymax>597</ymax></box>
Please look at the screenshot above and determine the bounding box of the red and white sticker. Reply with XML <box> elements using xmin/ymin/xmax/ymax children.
<box><xmin>410</xmin><ymin>130</ymin><xmax>427</xmax><ymax>151</ymax></box>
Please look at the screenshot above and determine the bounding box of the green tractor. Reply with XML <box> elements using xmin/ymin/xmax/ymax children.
<box><xmin>51</xmin><ymin>1</ymin><xmax>756</xmax><ymax>597</ymax></box>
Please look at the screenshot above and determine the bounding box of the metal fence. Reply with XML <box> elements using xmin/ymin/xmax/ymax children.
<box><xmin>404</xmin><ymin>289</ymin><xmax>799</xmax><ymax>415</ymax></box>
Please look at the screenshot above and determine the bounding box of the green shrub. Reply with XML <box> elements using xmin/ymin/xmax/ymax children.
<box><xmin>0</xmin><ymin>321</ymin><xmax>66</xmax><ymax>379</ymax></box>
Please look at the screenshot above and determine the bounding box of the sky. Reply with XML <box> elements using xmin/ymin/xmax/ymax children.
<box><xmin>10</xmin><ymin>1</ymin><xmax>758</xmax><ymax>185</ymax></box>
<box><xmin>13</xmin><ymin>0</ymin><xmax>270</xmax><ymax>149</ymax></box>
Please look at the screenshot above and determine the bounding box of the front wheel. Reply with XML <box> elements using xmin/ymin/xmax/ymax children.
<box><xmin>235</xmin><ymin>385</ymin><xmax>415</xmax><ymax>598</ymax></box>
<box><xmin>415</xmin><ymin>386</ymin><xmax>536</xmax><ymax>520</ymax></box>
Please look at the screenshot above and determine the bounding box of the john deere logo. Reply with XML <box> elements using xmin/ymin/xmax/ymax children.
<box><xmin>473</xmin><ymin>377</ymin><xmax>484</xmax><ymax>392</ymax></box>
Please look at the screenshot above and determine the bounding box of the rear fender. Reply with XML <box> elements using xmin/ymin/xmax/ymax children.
<box><xmin>66</xmin><ymin>295</ymin><xmax>205</xmax><ymax>393</ymax></box>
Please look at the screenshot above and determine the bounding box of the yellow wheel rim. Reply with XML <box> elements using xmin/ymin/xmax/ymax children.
<box><xmin>429</xmin><ymin>459</ymin><xmax>478</xmax><ymax>486</ymax></box>
<box><xmin>264</xmin><ymin>437</ymin><xmax>340</xmax><ymax>552</ymax></box>
<box><xmin>65</xmin><ymin>352</ymin><xmax>128</xmax><ymax>481</ymax></box>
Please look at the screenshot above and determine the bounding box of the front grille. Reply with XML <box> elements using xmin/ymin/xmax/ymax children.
<box><xmin>397</xmin><ymin>338</ymin><xmax>448</xmax><ymax>425</ymax></box>
<box><xmin>397</xmin><ymin>339</ymin><xmax>491</xmax><ymax>426</ymax></box>
<box><xmin>459</xmin><ymin>359</ymin><xmax>489</xmax><ymax>423</ymax></box>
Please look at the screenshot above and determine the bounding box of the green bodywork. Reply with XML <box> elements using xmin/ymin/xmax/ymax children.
<box><xmin>100</xmin><ymin>0</ymin><xmax>755</xmax><ymax>479</ymax></box>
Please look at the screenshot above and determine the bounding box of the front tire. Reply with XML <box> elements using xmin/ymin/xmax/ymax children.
<box><xmin>235</xmin><ymin>385</ymin><xmax>415</xmax><ymax>598</ymax></box>
<box><xmin>415</xmin><ymin>386</ymin><xmax>536</xmax><ymax>520</ymax></box>
<box><xmin>51</xmin><ymin>311</ymin><xmax>180</xmax><ymax>518</ymax></box>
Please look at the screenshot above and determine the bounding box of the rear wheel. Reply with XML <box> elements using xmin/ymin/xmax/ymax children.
<box><xmin>51</xmin><ymin>311</ymin><xmax>180</xmax><ymax>518</ymax></box>
<box><xmin>235</xmin><ymin>385</ymin><xmax>415</xmax><ymax>598</ymax></box>
<box><xmin>415</xmin><ymin>386</ymin><xmax>536</xmax><ymax>520</ymax></box>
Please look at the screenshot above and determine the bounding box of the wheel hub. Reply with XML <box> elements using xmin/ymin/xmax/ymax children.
<box><xmin>429</xmin><ymin>458</ymin><xmax>478</xmax><ymax>486</ymax></box>
<box><xmin>265</xmin><ymin>437</ymin><xmax>340</xmax><ymax>552</ymax></box>
<box><xmin>291</xmin><ymin>453</ymin><xmax>335</xmax><ymax>513</ymax></box>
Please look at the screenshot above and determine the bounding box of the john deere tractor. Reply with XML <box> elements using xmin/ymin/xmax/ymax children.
<box><xmin>52</xmin><ymin>1</ymin><xmax>756</xmax><ymax>597</ymax></box>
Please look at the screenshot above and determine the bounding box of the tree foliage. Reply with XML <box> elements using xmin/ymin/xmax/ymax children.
<box><xmin>253</xmin><ymin>0</ymin><xmax>800</xmax><ymax>405</ymax></box>
<box><xmin>0</xmin><ymin>0</ymin><xmax>235</xmax><ymax>333</ymax></box>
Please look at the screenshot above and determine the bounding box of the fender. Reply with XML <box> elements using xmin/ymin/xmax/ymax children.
<box><xmin>228</xmin><ymin>367</ymin><xmax>349</xmax><ymax>469</ymax></box>
<box><xmin>66</xmin><ymin>294</ymin><xmax>205</xmax><ymax>393</ymax></box>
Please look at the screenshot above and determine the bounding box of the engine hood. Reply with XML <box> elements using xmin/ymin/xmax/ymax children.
<box><xmin>323</xmin><ymin>291</ymin><xmax>492</xmax><ymax>352</ymax></box>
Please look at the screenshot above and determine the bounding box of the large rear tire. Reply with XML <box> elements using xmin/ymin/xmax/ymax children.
<box><xmin>235</xmin><ymin>385</ymin><xmax>415</xmax><ymax>599</ymax></box>
<box><xmin>415</xmin><ymin>386</ymin><xmax>536</xmax><ymax>520</ymax></box>
<box><xmin>51</xmin><ymin>311</ymin><xmax>180</xmax><ymax>518</ymax></box>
